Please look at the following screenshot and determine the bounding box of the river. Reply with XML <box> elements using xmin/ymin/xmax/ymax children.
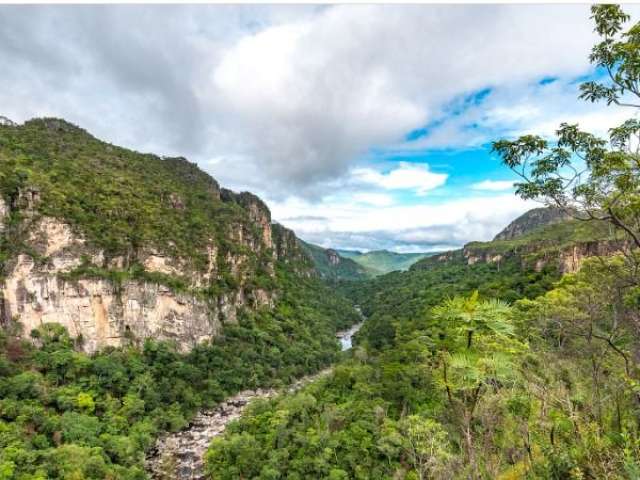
<box><xmin>146</xmin><ymin>321</ymin><xmax>363</xmax><ymax>480</ymax></box>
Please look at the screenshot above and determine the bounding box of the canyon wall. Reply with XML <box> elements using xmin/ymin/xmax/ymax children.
<box><xmin>0</xmin><ymin>192</ymin><xmax>303</xmax><ymax>353</ymax></box>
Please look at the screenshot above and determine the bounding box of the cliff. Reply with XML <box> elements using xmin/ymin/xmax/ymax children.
<box><xmin>0</xmin><ymin>118</ymin><xmax>313</xmax><ymax>352</ymax></box>
<box><xmin>413</xmin><ymin>210</ymin><xmax>621</xmax><ymax>275</ymax></box>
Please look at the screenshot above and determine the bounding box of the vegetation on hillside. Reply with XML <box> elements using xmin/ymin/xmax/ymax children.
<box><xmin>0</xmin><ymin>266</ymin><xmax>360</xmax><ymax>479</ymax></box>
<box><xmin>0</xmin><ymin>113</ymin><xmax>364</xmax><ymax>479</ymax></box>
<box><xmin>0</xmin><ymin>118</ymin><xmax>276</xmax><ymax>297</ymax></box>
<box><xmin>299</xmin><ymin>241</ymin><xmax>372</xmax><ymax>281</ymax></box>
<box><xmin>204</xmin><ymin>6</ymin><xmax>640</xmax><ymax>479</ymax></box>
<box><xmin>206</xmin><ymin>252</ymin><xmax>640</xmax><ymax>479</ymax></box>
<box><xmin>337</xmin><ymin>249</ymin><xmax>432</xmax><ymax>275</ymax></box>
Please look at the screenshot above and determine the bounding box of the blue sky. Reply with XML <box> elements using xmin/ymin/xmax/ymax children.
<box><xmin>1</xmin><ymin>4</ymin><xmax>638</xmax><ymax>251</ymax></box>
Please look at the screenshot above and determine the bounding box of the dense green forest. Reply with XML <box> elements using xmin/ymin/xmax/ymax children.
<box><xmin>204</xmin><ymin>6</ymin><xmax>640</xmax><ymax>479</ymax></box>
<box><xmin>2</xmin><ymin>4</ymin><xmax>640</xmax><ymax>480</ymax></box>
<box><xmin>299</xmin><ymin>241</ymin><xmax>372</xmax><ymax>281</ymax></box>
<box><xmin>0</xmin><ymin>266</ymin><xmax>359</xmax><ymax>479</ymax></box>
<box><xmin>0</xmin><ymin>84</ymin><xmax>363</xmax><ymax>479</ymax></box>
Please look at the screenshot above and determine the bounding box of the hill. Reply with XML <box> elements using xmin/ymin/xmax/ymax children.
<box><xmin>0</xmin><ymin>117</ymin><xmax>363</xmax><ymax>478</ymax></box>
<box><xmin>337</xmin><ymin>249</ymin><xmax>432</xmax><ymax>274</ymax></box>
<box><xmin>299</xmin><ymin>241</ymin><xmax>372</xmax><ymax>281</ymax></box>
<box><xmin>493</xmin><ymin>206</ymin><xmax>575</xmax><ymax>241</ymax></box>
<box><xmin>414</xmin><ymin>210</ymin><xmax>617</xmax><ymax>274</ymax></box>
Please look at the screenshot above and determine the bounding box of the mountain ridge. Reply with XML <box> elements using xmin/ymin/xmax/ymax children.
<box><xmin>335</xmin><ymin>248</ymin><xmax>432</xmax><ymax>274</ymax></box>
<box><xmin>0</xmin><ymin>117</ymin><xmax>343</xmax><ymax>352</ymax></box>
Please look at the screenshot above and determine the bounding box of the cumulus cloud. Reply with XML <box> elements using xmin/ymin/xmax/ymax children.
<box><xmin>2</xmin><ymin>4</ymin><xmax>638</xmax><ymax>250</ymax></box>
<box><xmin>0</xmin><ymin>4</ymin><xmax>618</xmax><ymax>189</ymax></box>
<box><xmin>269</xmin><ymin>192</ymin><xmax>535</xmax><ymax>251</ymax></box>
<box><xmin>352</xmin><ymin>163</ymin><xmax>447</xmax><ymax>195</ymax></box>
<box><xmin>472</xmin><ymin>180</ymin><xmax>515</xmax><ymax>191</ymax></box>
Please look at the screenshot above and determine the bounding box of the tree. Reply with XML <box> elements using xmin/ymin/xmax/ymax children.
<box><xmin>492</xmin><ymin>5</ymin><xmax>640</xmax><ymax>250</ymax></box>
<box><xmin>398</xmin><ymin>415</ymin><xmax>451</xmax><ymax>480</ymax></box>
<box><xmin>430</xmin><ymin>293</ymin><xmax>523</xmax><ymax>478</ymax></box>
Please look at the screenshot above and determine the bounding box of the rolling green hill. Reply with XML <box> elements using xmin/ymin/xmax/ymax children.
<box><xmin>299</xmin><ymin>241</ymin><xmax>372</xmax><ymax>281</ymax></box>
<box><xmin>336</xmin><ymin>249</ymin><xmax>433</xmax><ymax>274</ymax></box>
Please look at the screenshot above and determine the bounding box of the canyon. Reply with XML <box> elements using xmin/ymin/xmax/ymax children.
<box><xmin>145</xmin><ymin>323</ymin><xmax>363</xmax><ymax>480</ymax></box>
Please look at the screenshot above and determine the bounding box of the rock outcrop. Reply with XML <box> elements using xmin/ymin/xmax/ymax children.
<box><xmin>462</xmin><ymin>236</ymin><xmax>626</xmax><ymax>274</ymax></box>
<box><xmin>413</xmin><ymin>208</ymin><xmax>623</xmax><ymax>275</ymax></box>
<box><xmin>0</xmin><ymin>210</ymin><xmax>282</xmax><ymax>352</ymax></box>
<box><xmin>493</xmin><ymin>207</ymin><xmax>574</xmax><ymax>241</ymax></box>
<box><xmin>0</xmin><ymin>172</ymin><xmax>308</xmax><ymax>354</ymax></box>
<box><xmin>326</xmin><ymin>249</ymin><xmax>340</xmax><ymax>266</ymax></box>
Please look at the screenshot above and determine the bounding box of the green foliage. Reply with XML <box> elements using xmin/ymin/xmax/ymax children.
<box><xmin>299</xmin><ymin>241</ymin><xmax>373</xmax><ymax>281</ymax></box>
<box><xmin>337</xmin><ymin>249</ymin><xmax>433</xmax><ymax>275</ymax></box>
<box><xmin>207</xmin><ymin>250</ymin><xmax>640</xmax><ymax>479</ymax></box>
<box><xmin>0</xmin><ymin>264</ymin><xmax>360</xmax><ymax>479</ymax></box>
<box><xmin>341</xmin><ymin>254</ymin><xmax>559</xmax><ymax>351</ymax></box>
<box><xmin>0</xmin><ymin>118</ymin><xmax>272</xmax><ymax>281</ymax></box>
<box><xmin>492</xmin><ymin>5</ymin><xmax>640</xmax><ymax>253</ymax></box>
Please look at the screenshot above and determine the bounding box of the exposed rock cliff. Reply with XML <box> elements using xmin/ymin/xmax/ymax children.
<box><xmin>460</xmin><ymin>239</ymin><xmax>625</xmax><ymax>274</ymax></box>
<box><xmin>413</xmin><ymin>209</ymin><xmax>620</xmax><ymax>275</ymax></box>
<box><xmin>0</xmin><ymin>118</ymin><xmax>314</xmax><ymax>353</ymax></box>
<box><xmin>0</xmin><ymin>202</ymin><xmax>280</xmax><ymax>353</ymax></box>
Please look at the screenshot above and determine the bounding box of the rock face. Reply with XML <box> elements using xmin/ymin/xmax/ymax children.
<box><xmin>493</xmin><ymin>207</ymin><xmax>574</xmax><ymax>241</ymax></box>
<box><xmin>0</xmin><ymin>195</ymin><xmax>298</xmax><ymax>353</ymax></box>
<box><xmin>326</xmin><ymin>249</ymin><xmax>340</xmax><ymax>266</ymax></box>
<box><xmin>413</xmin><ymin>208</ymin><xmax>622</xmax><ymax>275</ymax></box>
<box><xmin>0</xmin><ymin>118</ymin><xmax>321</xmax><ymax>353</ymax></box>
<box><xmin>465</xmin><ymin>237</ymin><xmax>627</xmax><ymax>274</ymax></box>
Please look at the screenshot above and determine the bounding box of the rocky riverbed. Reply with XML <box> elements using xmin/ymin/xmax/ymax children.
<box><xmin>145</xmin><ymin>322</ymin><xmax>363</xmax><ymax>479</ymax></box>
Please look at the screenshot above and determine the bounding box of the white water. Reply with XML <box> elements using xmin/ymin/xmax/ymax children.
<box><xmin>337</xmin><ymin>321</ymin><xmax>363</xmax><ymax>350</ymax></box>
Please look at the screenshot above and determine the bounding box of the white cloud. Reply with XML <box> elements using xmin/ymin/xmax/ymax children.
<box><xmin>204</xmin><ymin>4</ymin><xmax>618</xmax><ymax>192</ymax></box>
<box><xmin>352</xmin><ymin>192</ymin><xmax>395</xmax><ymax>207</ymax></box>
<box><xmin>352</xmin><ymin>162</ymin><xmax>447</xmax><ymax>195</ymax></box>
<box><xmin>472</xmin><ymin>180</ymin><xmax>514</xmax><ymax>191</ymax></box>
<box><xmin>3</xmin><ymin>4</ymin><xmax>640</xmax><ymax>250</ymax></box>
<box><xmin>270</xmin><ymin>192</ymin><xmax>535</xmax><ymax>251</ymax></box>
<box><xmin>391</xmin><ymin>77</ymin><xmax>640</xmax><ymax>153</ymax></box>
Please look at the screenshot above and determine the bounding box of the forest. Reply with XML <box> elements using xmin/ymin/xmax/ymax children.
<box><xmin>1</xmin><ymin>4</ymin><xmax>640</xmax><ymax>480</ymax></box>
<box><xmin>0</xmin><ymin>267</ymin><xmax>360</xmax><ymax>479</ymax></box>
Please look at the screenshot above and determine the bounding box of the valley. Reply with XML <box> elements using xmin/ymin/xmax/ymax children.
<box><xmin>1</xmin><ymin>5</ymin><xmax>640</xmax><ymax>479</ymax></box>
<box><xmin>146</xmin><ymin>323</ymin><xmax>362</xmax><ymax>480</ymax></box>
<box><xmin>1</xmin><ymin>111</ymin><xmax>639</xmax><ymax>480</ymax></box>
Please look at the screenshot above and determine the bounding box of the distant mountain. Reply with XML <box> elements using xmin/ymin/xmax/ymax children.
<box><xmin>299</xmin><ymin>241</ymin><xmax>373</xmax><ymax>281</ymax></box>
<box><xmin>493</xmin><ymin>206</ymin><xmax>575</xmax><ymax>241</ymax></box>
<box><xmin>336</xmin><ymin>249</ymin><xmax>434</xmax><ymax>275</ymax></box>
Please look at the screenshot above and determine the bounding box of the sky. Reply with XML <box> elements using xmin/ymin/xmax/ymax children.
<box><xmin>1</xmin><ymin>4</ymin><xmax>638</xmax><ymax>252</ymax></box>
